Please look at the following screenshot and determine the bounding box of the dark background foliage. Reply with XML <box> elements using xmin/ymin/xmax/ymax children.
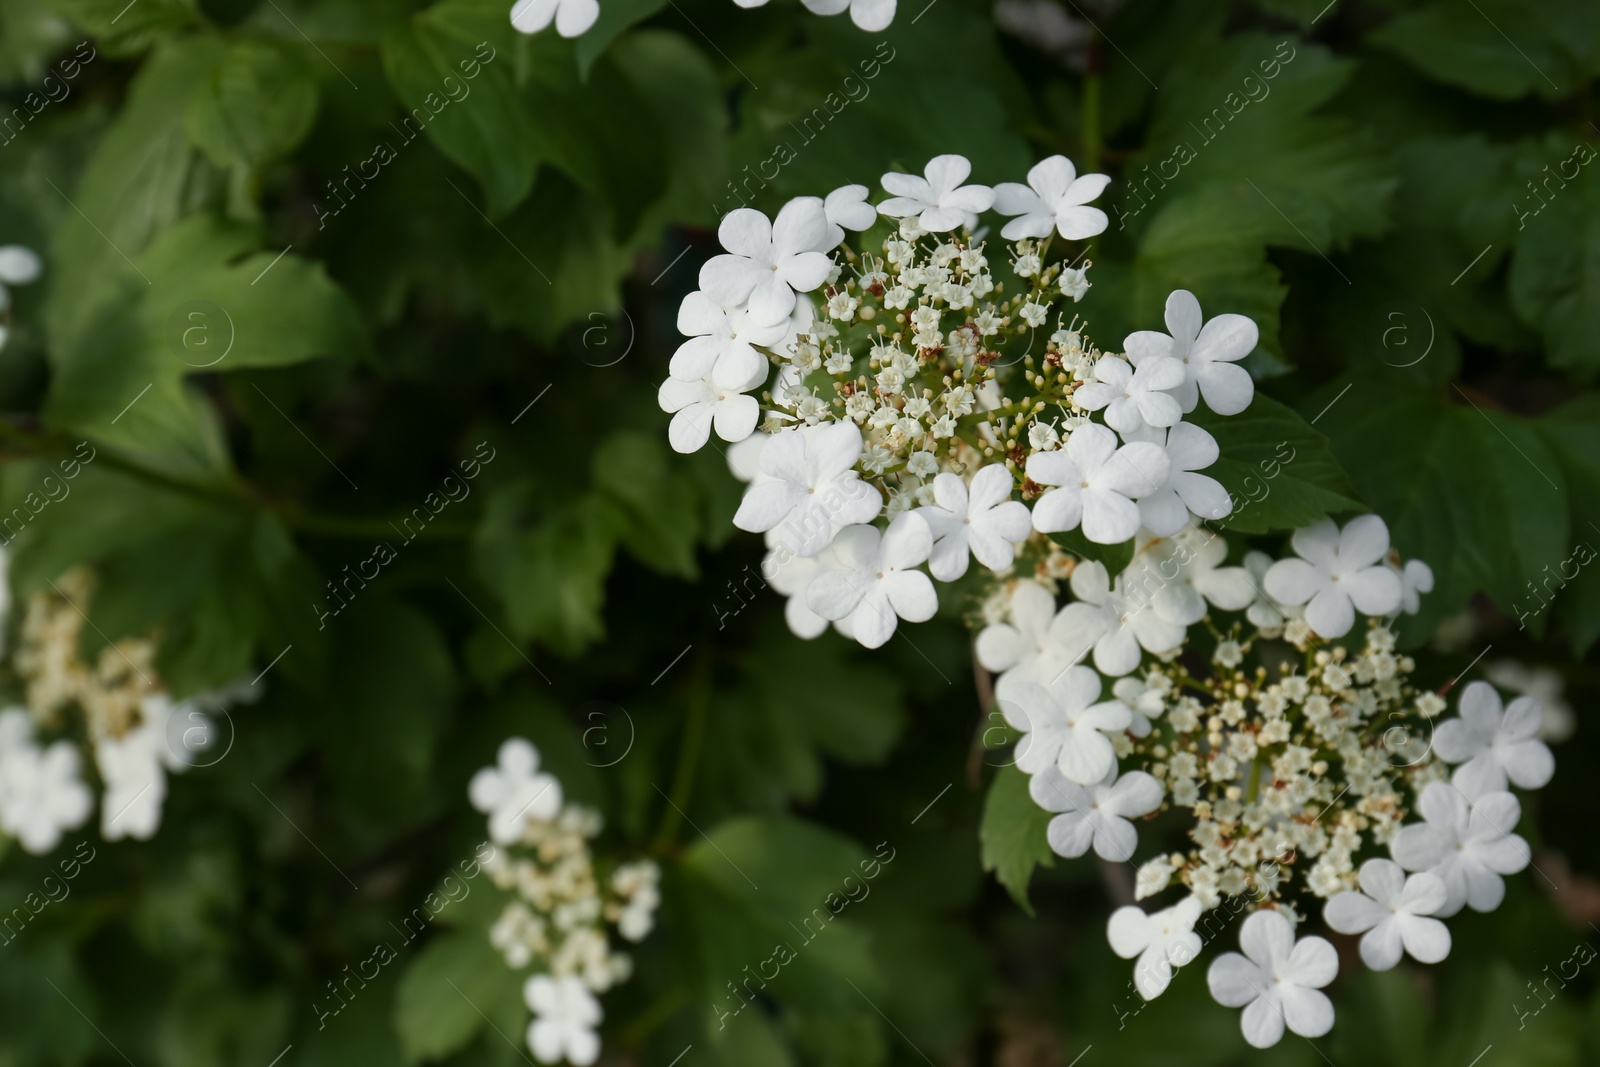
<box><xmin>0</xmin><ymin>0</ymin><xmax>1596</xmax><ymax>1063</ymax></box>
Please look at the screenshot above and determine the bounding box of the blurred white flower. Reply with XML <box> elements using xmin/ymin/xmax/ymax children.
<box><xmin>0</xmin><ymin>708</ymin><xmax>91</xmax><ymax>854</ymax></box>
<box><xmin>1431</xmin><ymin>680</ymin><xmax>1553</xmax><ymax>797</ymax></box>
<box><xmin>1485</xmin><ymin>660</ymin><xmax>1573</xmax><ymax>742</ymax></box>
<box><xmin>471</xmin><ymin>738</ymin><xmax>564</xmax><ymax>845</ymax></box>
<box><xmin>525</xmin><ymin>974</ymin><xmax>602</xmax><ymax>1065</ymax></box>
<box><xmin>510</xmin><ymin>0</ymin><xmax>599</xmax><ymax>38</ymax></box>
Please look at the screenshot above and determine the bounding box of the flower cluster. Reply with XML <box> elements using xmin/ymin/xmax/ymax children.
<box><xmin>1</xmin><ymin>567</ymin><xmax>251</xmax><ymax>849</ymax></box>
<box><xmin>470</xmin><ymin>737</ymin><xmax>660</xmax><ymax>1065</ymax></box>
<box><xmin>977</xmin><ymin>520</ymin><xmax>1554</xmax><ymax>1047</ymax></box>
<box><xmin>512</xmin><ymin>0</ymin><xmax>894</xmax><ymax>41</ymax></box>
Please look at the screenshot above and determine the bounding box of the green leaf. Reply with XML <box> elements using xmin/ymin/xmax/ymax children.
<box><xmin>1509</xmin><ymin>137</ymin><xmax>1600</xmax><ymax>380</ymax></box>
<box><xmin>46</xmin><ymin>215</ymin><xmax>369</xmax><ymax>477</ymax></box>
<box><xmin>1371</xmin><ymin>0</ymin><xmax>1599</xmax><ymax>101</ymax></box>
<box><xmin>392</xmin><ymin>929</ymin><xmax>523</xmax><ymax>1063</ymax></box>
<box><xmin>1533</xmin><ymin>396</ymin><xmax>1600</xmax><ymax>653</ymax></box>
<box><xmin>381</xmin><ymin>0</ymin><xmax>537</xmax><ymax>217</ymax></box>
<box><xmin>185</xmin><ymin>41</ymin><xmax>319</xmax><ymax>170</ymax></box>
<box><xmin>592</xmin><ymin>430</ymin><xmax>703</xmax><ymax>579</ymax></box>
<box><xmin>978</xmin><ymin>765</ymin><xmax>1054</xmax><ymax>915</ymax></box>
<box><xmin>48</xmin><ymin>0</ymin><xmax>197</xmax><ymax>56</ymax></box>
<box><xmin>473</xmin><ymin>481</ymin><xmax>620</xmax><ymax>656</ymax></box>
<box><xmin>1187</xmin><ymin>394</ymin><xmax>1364</xmax><ymax>534</ymax></box>
<box><xmin>574</xmin><ymin>0</ymin><xmax>667</xmax><ymax>76</ymax></box>
<box><xmin>1047</xmin><ymin>527</ymin><xmax>1134</xmax><ymax>575</ymax></box>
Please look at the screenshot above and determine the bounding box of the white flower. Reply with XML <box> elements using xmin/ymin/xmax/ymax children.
<box><xmin>1207</xmin><ymin>910</ymin><xmax>1337</xmax><ymax>1049</ymax></box>
<box><xmin>1108</xmin><ymin>895</ymin><xmax>1203</xmax><ymax>999</ymax></box>
<box><xmin>1109</xmin><ymin>675</ymin><xmax>1167</xmax><ymax>738</ymax></box>
<box><xmin>1123</xmin><ymin>423</ymin><xmax>1233</xmax><ymax>536</ymax></box>
<box><xmin>0</xmin><ymin>245</ymin><xmax>41</xmax><ymax>350</ymax></box>
<box><xmin>1028</xmin><ymin>764</ymin><xmax>1162</xmax><ymax>861</ymax></box>
<box><xmin>670</xmin><ymin>291</ymin><xmax>785</xmax><ymax>388</ymax></box>
<box><xmin>1054</xmin><ymin>560</ymin><xmax>1185</xmax><ymax>676</ymax></box>
<box><xmin>657</xmin><ymin>371</ymin><xmax>762</xmax><ymax>454</ymax></box>
<box><xmin>795</xmin><ymin>0</ymin><xmax>896</xmax><ymax>30</ymax></box>
<box><xmin>1059</xmin><ymin>266</ymin><xmax>1090</xmax><ymax>301</ymax></box>
<box><xmin>1134</xmin><ymin>855</ymin><xmax>1175</xmax><ymax>899</ymax></box>
<box><xmin>974</xmin><ymin>580</ymin><xmax>1091</xmax><ymax>686</ymax></box>
<box><xmin>1323</xmin><ymin>858</ymin><xmax>1450</xmax><ymax>971</ymax></box>
<box><xmin>1485</xmin><ymin>661</ymin><xmax>1573</xmax><ymax>743</ymax></box>
<box><xmin>732</xmin><ymin>423</ymin><xmax>883</xmax><ymax>557</ymax></box>
<box><xmin>1242</xmin><ymin>549</ymin><xmax>1289</xmax><ymax>633</ymax></box>
<box><xmin>878</xmin><ymin>155</ymin><xmax>995</xmax><ymax>233</ymax></box>
<box><xmin>763</xmin><ymin>544</ymin><xmax>846</xmax><ymax>639</ymax></box>
<box><xmin>509</xmin><ymin>0</ymin><xmax>599</xmax><ymax>38</ymax></box>
<box><xmin>1389</xmin><ymin>780</ymin><xmax>1529</xmax><ymax>916</ymax></box>
<box><xmin>1026</xmin><ymin>424</ymin><xmax>1169</xmax><ymax>544</ymax></box>
<box><xmin>470</xmin><ymin>738</ymin><xmax>564</xmax><ymax>845</ymax></box>
<box><xmin>1125</xmin><ymin>289</ymin><xmax>1257</xmax><ymax>416</ymax></box>
<box><xmin>524</xmin><ymin>974</ymin><xmax>602</xmax><ymax>1066</ymax></box>
<box><xmin>994</xmin><ymin>667</ymin><xmax>1129</xmax><ymax>783</ymax></box>
<box><xmin>915</xmin><ymin>466</ymin><xmax>1031</xmax><ymax>581</ymax></box>
<box><xmin>1398</xmin><ymin>558</ymin><xmax>1433</xmax><ymax>614</ymax></box>
<box><xmin>992</xmin><ymin>155</ymin><xmax>1111</xmax><ymax>241</ymax></box>
<box><xmin>1263</xmin><ymin>516</ymin><xmax>1403</xmax><ymax>638</ymax></box>
<box><xmin>1431</xmin><ymin>680</ymin><xmax>1553</xmax><ymax>797</ymax></box>
<box><xmin>0</xmin><ymin>711</ymin><xmax>91</xmax><ymax>854</ymax></box>
<box><xmin>96</xmin><ymin>725</ymin><xmax>166</xmax><ymax>841</ymax></box>
<box><xmin>699</xmin><ymin>202</ymin><xmax>833</xmax><ymax>325</ymax></box>
<box><xmin>818</xmin><ymin>184</ymin><xmax>877</xmax><ymax>249</ymax></box>
<box><xmin>807</xmin><ymin>513</ymin><xmax>938</xmax><ymax>649</ymax></box>
<box><xmin>1074</xmin><ymin>355</ymin><xmax>1185</xmax><ymax>435</ymax></box>
<box><xmin>1127</xmin><ymin>527</ymin><xmax>1255</xmax><ymax>627</ymax></box>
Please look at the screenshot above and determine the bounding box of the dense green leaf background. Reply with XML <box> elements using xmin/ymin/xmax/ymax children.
<box><xmin>0</xmin><ymin>0</ymin><xmax>1597</xmax><ymax>1064</ymax></box>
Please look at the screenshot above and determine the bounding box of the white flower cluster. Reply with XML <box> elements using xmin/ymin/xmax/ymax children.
<box><xmin>655</xmin><ymin>152</ymin><xmax>1282</xmax><ymax>650</ymax></box>
<box><xmin>977</xmin><ymin>530</ymin><xmax>1552</xmax><ymax>1047</ymax></box>
<box><xmin>470</xmin><ymin>738</ymin><xmax>660</xmax><ymax>1066</ymax></box>
<box><xmin>0</xmin><ymin>243</ymin><xmax>40</xmax><ymax>352</ymax></box>
<box><xmin>512</xmin><ymin>0</ymin><xmax>894</xmax><ymax>40</ymax></box>
<box><xmin>2</xmin><ymin>567</ymin><xmax>251</xmax><ymax>849</ymax></box>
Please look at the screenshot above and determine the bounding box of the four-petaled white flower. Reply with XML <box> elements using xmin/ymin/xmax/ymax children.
<box><xmin>878</xmin><ymin>155</ymin><xmax>995</xmax><ymax>233</ymax></box>
<box><xmin>916</xmin><ymin>466</ymin><xmax>1031</xmax><ymax>581</ymax></box>
<box><xmin>1053</xmin><ymin>560</ymin><xmax>1185</xmax><ymax>677</ymax></box>
<box><xmin>671</xmin><ymin>291</ymin><xmax>786</xmax><ymax>389</ymax></box>
<box><xmin>808</xmin><ymin>513</ymin><xmax>938</xmax><ymax>649</ymax></box>
<box><xmin>1263</xmin><ymin>515</ymin><xmax>1403</xmax><ymax>638</ymax></box>
<box><xmin>992</xmin><ymin>155</ymin><xmax>1111</xmax><ymax>241</ymax></box>
<box><xmin>509</xmin><ymin>0</ymin><xmax>599</xmax><ymax>38</ymax></box>
<box><xmin>0</xmin><ymin>709</ymin><xmax>92</xmax><ymax>854</ymax></box>
<box><xmin>1389</xmin><ymin>780</ymin><xmax>1529</xmax><ymax>916</ymax></box>
<box><xmin>1323</xmin><ymin>858</ymin><xmax>1451</xmax><ymax>971</ymax></box>
<box><xmin>1126</xmin><ymin>289</ymin><xmax>1257</xmax><ymax>416</ymax></box>
<box><xmin>733</xmin><ymin>423</ymin><xmax>883</xmax><ymax>557</ymax></box>
<box><xmin>1026</xmin><ymin>424</ymin><xmax>1168</xmax><ymax>544</ymax></box>
<box><xmin>1110</xmin><ymin>675</ymin><xmax>1166</xmax><ymax>738</ymax></box>
<box><xmin>1028</xmin><ymin>764</ymin><xmax>1162</xmax><ymax>861</ymax></box>
<box><xmin>1074</xmin><ymin>355</ymin><xmax>1185</xmax><ymax>435</ymax></box>
<box><xmin>974</xmin><ymin>580</ymin><xmax>1093</xmax><ymax>686</ymax></box>
<box><xmin>818</xmin><ymin>184</ymin><xmax>878</xmax><ymax>250</ymax></box>
<box><xmin>995</xmin><ymin>666</ymin><xmax>1129</xmax><ymax>783</ymax></box>
<box><xmin>470</xmin><ymin>737</ymin><xmax>564</xmax><ymax>845</ymax></box>
<box><xmin>1432</xmin><ymin>680</ymin><xmax>1553</xmax><ymax>798</ymax></box>
<box><xmin>700</xmin><ymin>202</ymin><xmax>833</xmax><ymax>326</ymax></box>
<box><xmin>657</xmin><ymin>371</ymin><xmax>761</xmax><ymax>454</ymax></box>
<box><xmin>525</xmin><ymin>974</ymin><xmax>602</xmax><ymax>1066</ymax></box>
<box><xmin>1108</xmin><ymin>895</ymin><xmax>1204</xmax><ymax>1000</ymax></box>
<box><xmin>1207</xmin><ymin>910</ymin><xmax>1337</xmax><ymax>1049</ymax></box>
<box><xmin>1122</xmin><ymin>423</ymin><xmax>1233</xmax><ymax>537</ymax></box>
<box><xmin>1398</xmin><ymin>558</ymin><xmax>1433</xmax><ymax>614</ymax></box>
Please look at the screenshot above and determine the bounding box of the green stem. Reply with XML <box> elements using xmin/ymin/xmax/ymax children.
<box><xmin>652</xmin><ymin>657</ymin><xmax>712</xmax><ymax>853</ymax></box>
